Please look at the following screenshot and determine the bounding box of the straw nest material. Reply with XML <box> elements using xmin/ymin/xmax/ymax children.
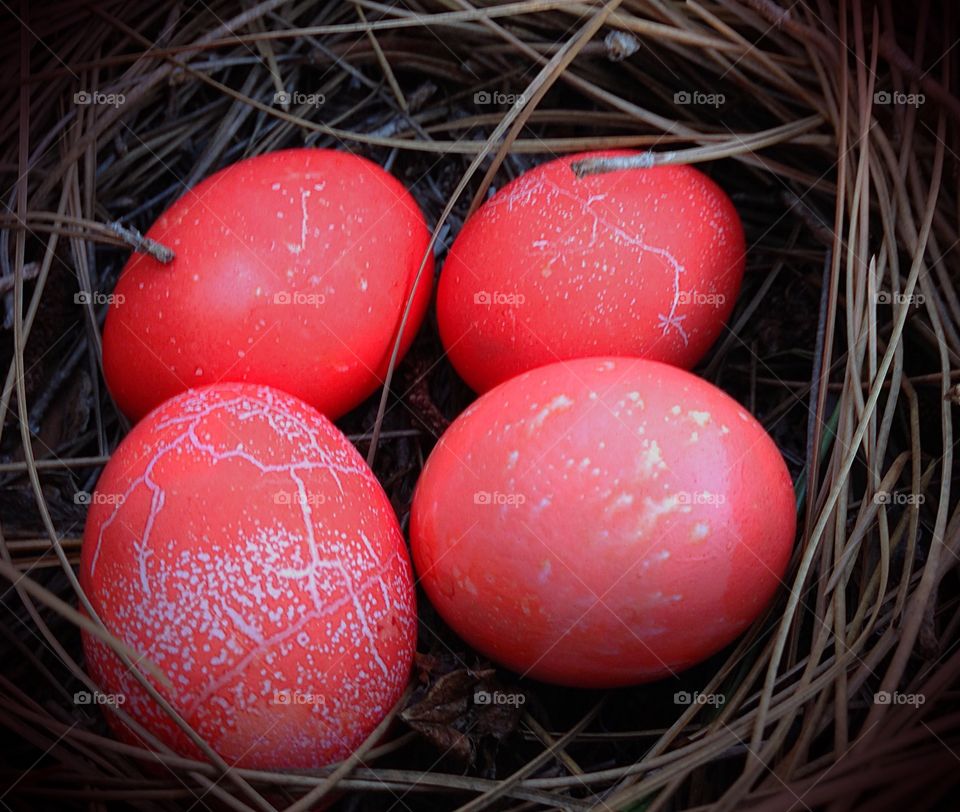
<box><xmin>0</xmin><ymin>1</ymin><xmax>958</xmax><ymax>810</ymax></box>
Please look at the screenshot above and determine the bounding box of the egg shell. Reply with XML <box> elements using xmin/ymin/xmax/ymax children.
<box><xmin>103</xmin><ymin>148</ymin><xmax>433</xmax><ymax>422</ymax></box>
<box><xmin>410</xmin><ymin>357</ymin><xmax>795</xmax><ymax>687</ymax></box>
<box><xmin>79</xmin><ymin>383</ymin><xmax>416</xmax><ymax>768</ymax></box>
<box><xmin>437</xmin><ymin>151</ymin><xmax>746</xmax><ymax>392</ymax></box>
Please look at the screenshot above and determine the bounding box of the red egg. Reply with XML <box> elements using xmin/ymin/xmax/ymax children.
<box><xmin>437</xmin><ymin>152</ymin><xmax>745</xmax><ymax>392</ymax></box>
<box><xmin>410</xmin><ymin>357</ymin><xmax>794</xmax><ymax>687</ymax></box>
<box><xmin>103</xmin><ymin>148</ymin><xmax>433</xmax><ymax>422</ymax></box>
<box><xmin>79</xmin><ymin>383</ymin><xmax>417</xmax><ymax>768</ymax></box>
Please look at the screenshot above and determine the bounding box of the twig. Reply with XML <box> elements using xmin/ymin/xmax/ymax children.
<box><xmin>105</xmin><ymin>221</ymin><xmax>174</xmax><ymax>263</ymax></box>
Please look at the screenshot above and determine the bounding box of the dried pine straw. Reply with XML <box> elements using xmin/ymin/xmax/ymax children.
<box><xmin>0</xmin><ymin>1</ymin><xmax>958</xmax><ymax>810</ymax></box>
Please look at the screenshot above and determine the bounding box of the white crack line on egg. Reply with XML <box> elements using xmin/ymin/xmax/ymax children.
<box><xmin>182</xmin><ymin>561</ymin><xmax>401</xmax><ymax>715</ymax></box>
<box><xmin>573</xmin><ymin>187</ymin><xmax>690</xmax><ymax>345</ymax></box>
<box><xmin>88</xmin><ymin>388</ymin><xmax>405</xmax><ymax>715</ymax></box>
<box><xmin>89</xmin><ymin>431</ymin><xmax>188</xmax><ymax>586</ymax></box>
<box><xmin>290</xmin><ymin>467</ymin><xmax>390</xmax><ymax>678</ymax></box>
<box><xmin>300</xmin><ymin>189</ymin><xmax>310</xmax><ymax>252</ymax></box>
<box><xmin>496</xmin><ymin>174</ymin><xmax>691</xmax><ymax>345</ymax></box>
<box><xmin>285</xmin><ymin>189</ymin><xmax>311</xmax><ymax>256</ymax></box>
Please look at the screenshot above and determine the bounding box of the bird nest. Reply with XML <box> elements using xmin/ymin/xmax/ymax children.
<box><xmin>0</xmin><ymin>1</ymin><xmax>958</xmax><ymax>810</ymax></box>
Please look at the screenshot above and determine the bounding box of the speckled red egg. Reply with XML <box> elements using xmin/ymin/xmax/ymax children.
<box><xmin>103</xmin><ymin>148</ymin><xmax>433</xmax><ymax>422</ymax></box>
<box><xmin>79</xmin><ymin>383</ymin><xmax>416</xmax><ymax>768</ymax></box>
<box><xmin>437</xmin><ymin>152</ymin><xmax>745</xmax><ymax>392</ymax></box>
<box><xmin>410</xmin><ymin>357</ymin><xmax>794</xmax><ymax>687</ymax></box>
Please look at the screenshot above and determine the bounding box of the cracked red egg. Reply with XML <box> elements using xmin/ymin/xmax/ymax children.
<box><xmin>437</xmin><ymin>151</ymin><xmax>745</xmax><ymax>393</ymax></box>
<box><xmin>410</xmin><ymin>357</ymin><xmax>795</xmax><ymax>687</ymax></box>
<box><xmin>79</xmin><ymin>383</ymin><xmax>416</xmax><ymax>768</ymax></box>
<box><xmin>103</xmin><ymin>148</ymin><xmax>433</xmax><ymax>422</ymax></box>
